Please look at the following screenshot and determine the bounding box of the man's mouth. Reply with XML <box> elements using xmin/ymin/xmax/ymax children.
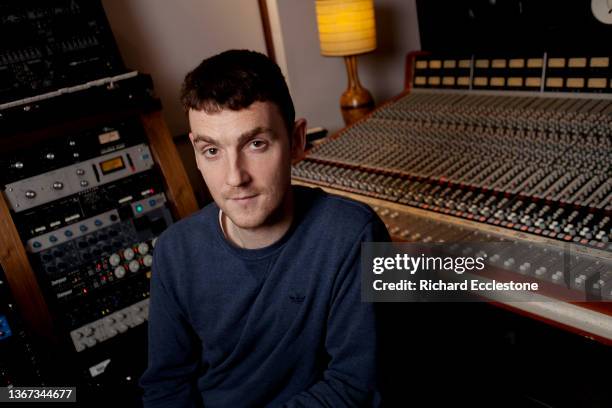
<box><xmin>228</xmin><ymin>194</ymin><xmax>258</xmax><ymax>201</ymax></box>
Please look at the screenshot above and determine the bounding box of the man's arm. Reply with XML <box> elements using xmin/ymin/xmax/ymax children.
<box><xmin>140</xmin><ymin>236</ymin><xmax>203</xmax><ymax>408</ymax></box>
<box><xmin>283</xmin><ymin>214</ymin><xmax>389</xmax><ymax>407</ymax></box>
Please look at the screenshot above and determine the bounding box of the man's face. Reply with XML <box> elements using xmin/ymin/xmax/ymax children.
<box><xmin>189</xmin><ymin>101</ymin><xmax>304</xmax><ymax>230</ymax></box>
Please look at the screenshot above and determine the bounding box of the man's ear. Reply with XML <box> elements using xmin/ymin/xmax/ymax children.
<box><xmin>291</xmin><ymin>118</ymin><xmax>307</xmax><ymax>164</ymax></box>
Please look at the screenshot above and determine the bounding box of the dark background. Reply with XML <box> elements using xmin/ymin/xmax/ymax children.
<box><xmin>417</xmin><ymin>0</ymin><xmax>612</xmax><ymax>54</ymax></box>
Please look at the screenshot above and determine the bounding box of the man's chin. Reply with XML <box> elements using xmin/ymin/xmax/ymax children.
<box><xmin>223</xmin><ymin>210</ymin><xmax>266</xmax><ymax>230</ymax></box>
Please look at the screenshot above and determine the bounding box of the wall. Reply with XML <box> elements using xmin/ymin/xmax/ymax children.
<box><xmin>101</xmin><ymin>0</ymin><xmax>267</xmax><ymax>137</ymax></box>
<box><xmin>273</xmin><ymin>0</ymin><xmax>421</xmax><ymax>133</ymax></box>
<box><xmin>100</xmin><ymin>0</ymin><xmax>420</xmax><ymax>205</ymax></box>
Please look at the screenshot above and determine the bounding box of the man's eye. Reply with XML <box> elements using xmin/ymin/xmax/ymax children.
<box><xmin>250</xmin><ymin>140</ymin><xmax>266</xmax><ymax>149</ymax></box>
<box><xmin>202</xmin><ymin>147</ymin><xmax>218</xmax><ymax>157</ymax></box>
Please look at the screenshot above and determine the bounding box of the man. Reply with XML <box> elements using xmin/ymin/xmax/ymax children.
<box><xmin>140</xmin><ymin>50</ymin><xmax>390</xmax><ymax>407</ymax></box>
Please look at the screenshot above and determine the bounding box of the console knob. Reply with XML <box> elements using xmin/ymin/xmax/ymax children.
<box><xmin>137</xmin><ymin>242</ymin><xmax>149</xmax><ymax>255</ymax></box>
<box><xmin>52</xmin><ymin>181</ymin><xmax>64</xmax><ymax>190</ymax></box>
<box><xmin>25</xmin><ymin>190</ymin><xmax>36</xmax><ymax>199</ymax></box>
<box><xmin>114</xmin><ymin>265</ymin><xmax>126</xmax><ymax>279</ymax></box>
<box><xmin>123</xmin><ymin>248</ymin><xmax>135</xmax><ymax>261</ymax></box>
<box><xmin>76</xmin><ymin>168</ymin><xmax>85</xmax><ymax>176</ymax></box>
<box><xmin>109</xmin><ymin>253</ymin><xmax>121</xmax><ymax>267</ymax></box>
<box><xmin>143</xmin><ymin>254</ymin><xmax>153</xmax><ymax>267</ymax></box>
<box><xmin>535</xmin><ymin>266</ymin><xmax>547</xmax><ymax>276</ymax></box>
<box><xmin>128</xmin><ymin>260</ymin><xmax>140</xmax><ymax>273</ymax></box>
<box><xmin>519</xmin><ymin>262</ymin><xmax>531</xmax><ymax>273</ymax></box>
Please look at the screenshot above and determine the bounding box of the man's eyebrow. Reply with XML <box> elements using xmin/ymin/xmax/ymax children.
<box><xmin>192</xmin><ymin>126</ymin><xmax>276</xmax><ymax>146</ymax></box>
<box><xmin>192</xmin><ymin>134</ymin><xmax>216</xmax><ymax>144</ymax></box>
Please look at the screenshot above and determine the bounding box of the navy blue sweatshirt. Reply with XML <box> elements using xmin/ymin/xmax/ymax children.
<box><xmin>140</xmin><ymin>186</ymin><xmax>390</xmax><ymax>407</ymax></box>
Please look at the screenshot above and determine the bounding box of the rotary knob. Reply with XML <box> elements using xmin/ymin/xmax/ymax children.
<box><xmin>123</xmin><ymin>248</ymin><xmax>135</xmax><ymax>261</ymax></box>
<box><xmin>137</xmin><ymin>242</ymin><xmax>150</xmax><ymax>255</ymax></box>
<box><xmin>552</xmin><ymin>271</ymin><xmax>564</xmax><ymax>282</ymax></box>
<box><xmin>114</xmin><ymin>265</ymin><xmax>126</xmax><ymax>279</ymax></box>
<box><xmin>128</xmin><ymin>260</ymin><xmax>140</xmax><ymax>273</ymax></box>
<box><xmin>109</xmin><ymin>253</ymin><xmax>121</xmax><ymax>267</ymax></box>
<box><xmin>143</xmin><ymin>254</ymin><xmax>153</xmax><ymax>267</ymax></box>
<box><xmin>85</xmin><ymin>337</ymin><xmax>97</xmax><ymax>347</ymax></box>
<box><xmin>85</xmin><ymin>337</ymin><xmax>98</xmax><ymax>347</ymax></box>
<box><xmin>76</xmin><ymin>168</ymin><xmax>85</xmax><ymax>176</ymax></box>
<box><xmin>519</xmin><ymin>262</ymin><xmax>531</xmax><ymax>273</ymax></box>
<box><xmin>80</xmin><ymin>180</ymin><xmax>89</xmax><ymax>187</ymax></box>
<box><xmin>25</xmin><ymin>190</ymin><xmax>36</xmax><ymax>199</ymax></box>
<box><xmin>52</xmin><ymin>181</ymin><xmax>64</xmax><ymax>190</ymax></box>
<box><xmin>45</xmin><ymin>152</ymin><xmax>55</xmax><ymax>160</ymax></box>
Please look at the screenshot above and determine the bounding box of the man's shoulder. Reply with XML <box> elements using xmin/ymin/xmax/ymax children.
<box><xmin>317</xmin><ymin>190</ymin><xmax>374</xmax><ymax>219</ymax></box>
<box><xmin>154</xmin><ymin>202</ymin><xmax>217</xmax><ymax>250</ymax></box>
<box><xmin>295</xmin><ymin>185</ymin><xmax>378</xmax><ymax>233</ymax></box>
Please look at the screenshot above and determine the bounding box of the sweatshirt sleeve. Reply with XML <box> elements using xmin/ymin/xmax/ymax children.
<box><xmin>139</xmin><ymin>235</ymin><xmax>203</xmax><ymax>408</ymax></box>
<box><xmin>283</xmin><ymin>213</ymin><xmax>390</xmax><ymax>407</ymax></box>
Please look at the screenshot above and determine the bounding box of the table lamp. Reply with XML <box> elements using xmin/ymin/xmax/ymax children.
<box><xmin>315</xmin><ymin>0</ymin><xmax>376</xmax><ymax>125</ymax></box>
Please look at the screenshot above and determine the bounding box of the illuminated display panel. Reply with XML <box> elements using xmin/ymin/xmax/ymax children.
<box><xmin>99</xmin><ymin>156</ymin><xmax>125</xmax><ymax>175</ymax></box>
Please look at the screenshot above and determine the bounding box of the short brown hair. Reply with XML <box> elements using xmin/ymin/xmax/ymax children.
<box><xmin>180</xmin><ymin>50</ymin><xmax>295</xmax><ymax>133</ymax></box>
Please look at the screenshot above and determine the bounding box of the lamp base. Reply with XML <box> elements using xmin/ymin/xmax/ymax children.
<box><xmin>340</xmin><ymin>88</ymin><xmax>374</xmax><ymax>125</ymax></box>
<box><xmin>340</xmin><ymin>55</ymin><xmax>374</xmax><ymax>125</ymax></box>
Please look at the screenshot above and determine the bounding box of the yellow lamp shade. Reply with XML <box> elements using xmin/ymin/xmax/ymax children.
<box><xmin>315</xmin><ymin>0</ymin><xmax>376</xmax><ymax>57</ymax></box>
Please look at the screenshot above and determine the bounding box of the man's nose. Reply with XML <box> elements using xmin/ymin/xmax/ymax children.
<box><xmin>225</xmin><ymin>153</ymin><xmax>251</xmax><ymax>187</ymax></box>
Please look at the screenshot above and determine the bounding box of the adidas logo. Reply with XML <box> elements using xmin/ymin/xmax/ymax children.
<box><xmin>289</xmin><ymin>292</ymin><xmax>305</xmax><ymax>304</ymax></box>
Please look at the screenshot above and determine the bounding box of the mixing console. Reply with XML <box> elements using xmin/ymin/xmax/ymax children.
<box><xmin>295</xmin><ymin>90</ymin><xmax>611</xmax><ymax>251</ymax></box>
<box><xmin>293</xmin><ymin>55</ymin><xmax>612</xmax><ymax>339</ymax></box>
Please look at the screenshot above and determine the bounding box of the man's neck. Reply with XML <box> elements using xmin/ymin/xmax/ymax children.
<box><xmin>221</xmin><ymin>190</ymin><xmax>294</xmax><ymax>250</ymax></box>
